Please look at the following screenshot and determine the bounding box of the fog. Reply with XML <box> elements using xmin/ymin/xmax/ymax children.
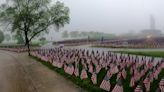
<box><xmin>59</xmin><ymin>0</ymin><xmax>164</xmax><ymax>34</ymax></box>
<box><xmin>1</xmin><ymin>0</ymin><xmax>164</xmax><ymax>41</ymax></box>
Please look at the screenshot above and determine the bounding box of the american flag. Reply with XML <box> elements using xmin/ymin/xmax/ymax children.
<box><xmin>107</xmin><ymin>70</ymin><xmax>113</xmax><ymax>78</ymax></box>
<box><xmin>130</xmin><ymin>76</ymin><xmax>135</xmax><ymax>87</ymax></box>
<box><xmin>162</xmin><ymin>62</ymin><xmax>164</xmax><ymax>68</ymax></box>
<box><xmin>111</xmin><ymin>65</ymin><xmax>119</xmax><ymax>74</ymax></box>
<box><xmin>159</xmin><ymin>78</ymin><xmax>164</xmax><ymax>92</ymax></box>
<box><xmin>52</xmin><ymin>61</ymin><xmax>58</xmax><ymax>67</ymax></box>
<box><xmin>111</xmin><ymin>76</ymin><xmax>123</xmax><ymax>92</ymax></box>
<box><xmin>57</xmin><ymin>62</ymin><xmax>63</xmax><ymax>68</ymax></box>
<box><xmin>116</xmin><ymin>72</ymin><xmax>122</xmax><ymax>81</ymax></box>
<box><xmin>96</xmin><ymin>65</ymin><xmax>101</xmax><ymax>74</ymax></box>
<box><xmin>43</xmin><ymin>55</ymin><xmax>49</xmax><ymax>62</ymax></box>
<box><xmin>80</xmin><ymin>69</ymin><xmax>88</xmax><ymax>79</ymax></box>
<box><xmin>65</xmin><ymin>64</ymin><xmax>74</xmax><ymax>75</ymax></box>
<box><xmin>91</xmin><ymin>73</ymin><xmax>97</xmax><ymax>84</ymax></box>
<box><xmin>64</xmin><ymin>64</ymin><xmax>67</xmax><ymax>71</ymax></box>
<box><xmin>88</xmin><ymin>65</ymin><xmax>93</xmax><ymax>73</ymax></box>
<box><xmin>134</xmin><ymin>85</ymin><xmax>143</xmax><ymax>92</ymax></box>
<box><xmin>99</xmin><ymin>74</ymin><xmax>111</xmax><ymax>91</ymax></box>
<box><xmin>143</xmin><ymin>77</ymin><xmax>150</xmax><ymax>92</ymax></box>
<box><xmin>86</xmin><ymin>58</ymin><xmax>90</xmax><ymax>64</ymax></box>
<box><xmin>121</xmin><ymin>69</ymin><xmax>127</xmax><ymax>79</ymax></box>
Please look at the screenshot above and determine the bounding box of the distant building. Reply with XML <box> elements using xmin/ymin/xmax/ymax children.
<box><xmin>140</xmin><ymin>15</ymin><xmax>163</xmax><ymax>38</ymax></box>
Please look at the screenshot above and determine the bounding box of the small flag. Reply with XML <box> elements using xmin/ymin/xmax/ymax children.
<box><xmin>107</xmin><ymin>70</ymin><xmax>113</xmax><ymax>78</ymax></box>
<box><xmin>116</xmin><ymin>72</ymin><xmax>122</xmax><ymax>81</ymax></box>
<box><xmin>52</xmin><ymin>61</ymin><xmax>58</xmax><ymax>67</ymax></box>
<box><xmin>96</xmin><ymin>65</ymin><xmax>101</xmax><ymax>74</ymax></box>
<box><xmin>89</xmin><ymin>65</ymin><xmax>93</xmax><ymax>73</ymax></box>
<box><xmin>111</xmin><ymin>65</ymin><xmax>119</xmax><ymax>74</ymax></box>
<box><xmin>134</xmin><ymin>85</ymin><xmax>143</xmax><ymax>92</ymax></box>
<box><xmin>91</xmin><ymin>73</ymin><xmax>97</xmax><ymax>84</ymax></box>
<box><xmin>130</xmin><ymin>76</ymin><xmax>135</xmax><ymax>87</ymax></box>
<box><xmin>80</xmin><ymin>69</ymin><xmax>88</xmax><ymax>79</ymax></box>
<box><xmin>159</xmin><ymin>78</ymin><xmax>164</xmax><ymax>92</ymax></box>
<box><xmin>65</xmin><ymin>64</ymin><xmax>74</xmax><ymax>75</ymax></box>
<box><xmin>100</xmin><ymin>74</ymin><xmax>111</xmax><ymax>91</ymax></box>
<box><xmin>122</xmin><ymin>69</ymin><xmax>127</xmax><ymax>79</ymax></box>
<box><xmin>112</xmin><ymin>76</ymin><xmax>123</xmax><ymax>92</ymax></box>
<box><xmin>143</xmin><ymin>77</ymin><xmax>150</xmax><ymax>92</ymax></box>
<box><xmin>57</xmin><ymin>62</ymin><xmax>63</xmax><ymax>68</ymax></box>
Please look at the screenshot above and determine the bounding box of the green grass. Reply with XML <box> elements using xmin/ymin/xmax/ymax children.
<box><xmin>31</xmin><ymin>40</ymin><xmax>48</xmax><ymax>46</ymax></box>
<box><xmin>115</xmin><ymin>51</ymin><xmax>164</xmax><ymax>58</ymax></box>
<box><xmin>30</xmin><ymin>53</ymin><xmax>164</xmax><ymax>92</ymax></box>
<box><xmin>91</xmin><ymin>45</ymin><xmax>149</xmax><ymax>49</ymax></box>
<box><xmin>91</xmin><ymin>45</ymin><xmax>129</xmax><ymax>49</ymax></box>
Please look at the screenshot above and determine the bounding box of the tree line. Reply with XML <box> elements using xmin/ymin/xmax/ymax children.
<box><xmin>0</xmin><ymin>30</ymin><xmax>12</xmax><ymax>43</ymax></box>
<box><xmin>62</xmin><ymin>31</ymin><xmax>116</xmax><ymax>39</ymax></box>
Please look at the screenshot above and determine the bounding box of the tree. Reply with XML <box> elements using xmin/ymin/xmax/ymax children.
<box><xmin>80</xmin><ymin>32</ymin><xmax>88</xmax><ymax>37</ymax></box>
<box><xmin>70</xmin><ymin>31</ymin><xmax>79</xmax><ymax>38</ymax></box>
<box><xmin>39</xmin><ymin>37</ymin><xmax>47</xmax><ymax>44</ymax></box>
<box><xmin>0</xmin><ymin>30</ymin><xmax>4</xmax><ymax>43</ymax></box>
<box><xmin>39</xmin><ymin>37</ymin><xmax>46</xmax><ymax>42</ymax></box>
<box><xmin>13</xmin><ymin>34</ymin><xmax>25</xmax><ymax>44</ymax></box>
<box><xmin>4</xmin><ymin>34</ymin><xmax>11</xmax><ymax>41</ymax></box>
<box><xmin>62</xmin><ymin>30</ymin><xmax>69</xmax><ymax>38</ymax></box>
<box><xmin>0</xmin><ymin>0</ymin><xmax>70</xmax><ymax>55</ymax></box>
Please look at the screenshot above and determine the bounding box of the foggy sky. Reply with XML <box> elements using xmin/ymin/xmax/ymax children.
<box><xmin>1</xmin><ymin>0</ymin><xmax>164</xmax><ymax>41</ymax></box>
<box><xmin>59</xmin><ymin>0</ymin><xmax>164</xmax><ymax>34</ymax></box>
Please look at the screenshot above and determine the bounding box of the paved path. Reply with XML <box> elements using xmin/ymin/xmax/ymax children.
<box><xmin>0</xmin><ymin>50</ymin><xmax>83</xmax><ymax>92</ymax></box>
<box><xmin>43</xmin><ymin>42</ymin><xmax>164</xmax><ymax>52</ymax></box>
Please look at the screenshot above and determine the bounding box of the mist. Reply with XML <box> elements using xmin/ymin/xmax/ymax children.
<box><xmin>1</xmin><ymin>0</ymin><xmax>164</xmax><ymax>41</ymax></box>
<box><xmin>59</xmin><ymin>0</ymin><xmax>164</xmax><ymax>34</ymax></box>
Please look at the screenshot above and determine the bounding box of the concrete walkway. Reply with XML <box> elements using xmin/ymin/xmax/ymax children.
<box><xmin>0</xmin><ymin>50</ymin><xmax>83</xmax><ymax>92</ymax></box>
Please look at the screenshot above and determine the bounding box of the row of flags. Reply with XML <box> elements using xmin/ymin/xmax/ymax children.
<box><xmin>31</xmin><ymin>48</ymin><xmax>164</xmax><ymax>92</ymax></box>
<box><xmin>94</xmin><ymin>43</ymin><xmax>164</xmax><ymax>49</ymax></box>
<box><xmin>0</xmin><ymin>47</ymin><xmax>39</xmax><ymax>53</ymax></box>
<box><xmin>93</xmin><ymin>37</ymin><xmax>164</xmax><ymax>48</ymax></box>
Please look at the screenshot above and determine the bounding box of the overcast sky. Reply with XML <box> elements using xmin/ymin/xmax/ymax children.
<box><xmin>59</xmin><ymin>0</ymin><xmax>164</xmax><ymax>34</ymax></box>
<box><xmin>1</xmin><ymin>0</ymin><xmax>164</xmax><ymax>40</ymax></box>
<box><xmin>1</xmin><ymin>0</ymin><xmax>164</xmax><ymax>34</ymax></box>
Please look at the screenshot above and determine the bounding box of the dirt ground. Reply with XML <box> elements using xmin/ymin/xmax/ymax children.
<box><xmin>0</xmin><ymin>50</ymin><xmax>83</xmax><ymax>92</ymax></box>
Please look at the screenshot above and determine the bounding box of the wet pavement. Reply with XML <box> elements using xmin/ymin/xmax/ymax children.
<box><xmin>65</xmin><ymin>45</ymin><xmax>164</xmax><ymax>52</ymax></box>
<box><xmin>42</xmin><ymin>43</ymin><xmax>164</xmax><ymax>52</ymax></box>
<box><xmin>0</xmin><ymin>50</ymin><xmax>83</xmax><ymax>92</ymax></box>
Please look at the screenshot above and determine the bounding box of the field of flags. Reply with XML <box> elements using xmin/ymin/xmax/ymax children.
<box><xmin>93</xmin><ymin>37</ymin><xmax>164</xmax><ymax>49</ymax></box>
<box><xmin>55</xmin><ymin>37</ymin><xmax>164</xmax><ymax>48</ymax></box>
<box><xmin>31</xmin><ymin>48</ymin><xmax>164</xmax><ymax>92</ymax></box>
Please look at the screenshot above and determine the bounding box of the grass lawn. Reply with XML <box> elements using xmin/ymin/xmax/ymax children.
<box><xmin>91</xmin><ymin>45</ymin><xmax>147</xmax><ymax>49</ymax></box>
<box><xmin>115</xmin><ymin>51</ymin><xmax>164</xmax><ymax>58</ymax></box>
<box><xmin>30</xmin><ymin>51</ymin><xmax>164</xmax><ymax>92</ymax></box>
